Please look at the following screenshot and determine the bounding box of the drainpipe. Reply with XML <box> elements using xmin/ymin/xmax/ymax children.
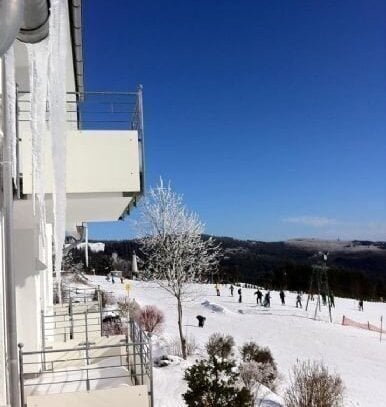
<box><xmin>0</xmin><ymin>0</ymin><xmax>24</xmax><ymax>57</ymax></box>
<box><xmin>0</xmin><ymin>2</ymin><xmax>50</xmax><ymax>406</ymax></box>
<box><xmin>2</xmin><ymin>58</ymin><xmax>20</xmax><ymax>407</ymax></box>
<box><xmin>17</xmin><ymin>0</ymin><xmax>50</xmax><ymax>44</ymax></box>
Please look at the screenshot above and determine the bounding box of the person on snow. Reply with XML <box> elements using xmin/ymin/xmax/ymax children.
<box><xmin>296</xmin><ymin>293</ymin><xmax>302</xmax><ymax>308</ymax></box>
<box><xmin>254</xmin><ymin>289</ymin><xmax>263</xmax><ymax>305</ymax></box>
<box><xmin>216</xmin><ymin>287</ymin><xmax>221</xmax><ymax>296</ymax></box>
<box><xmin>263</xmin><ymin>291</ymin><xmax>271</xmax><ymax>307</ymax></box>
<box><xmin>238</xmin><ymin>288</ymin><xmax>242</xmax><ymax>303</ymax></box>
<box><xmin>279</xmin><ymin>290</ymin><xmax>285</xmax><ymax>305</ymax></box>
<box><xmin>196</xmin><ymin>315</ymin><xmax>206</xmax><ymax>327</ymax></box>
<box><xmin>358</xmin><ymin>299</ymin><xmax>364</xmax><ymax>311</ymax></box>
<box><xmin>111</xmin><ymin>276</ymin><xmax>115</xmax><ymax>284</ymax></box>
<box><xmin>230</xmin><ymin>285</ymin><xmax>234</xmax><ymax>296</ymax></box>
<box><xmin>329</xmin><ymin>292</ymin><xmax>335</xmax><ymax>308</ymax></box>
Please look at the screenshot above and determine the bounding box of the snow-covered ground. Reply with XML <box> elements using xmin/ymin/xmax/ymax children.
<box><xmin>90</xmin><ymin>276</ymin><xmax>386</xmax><ymax>407</ymax></box>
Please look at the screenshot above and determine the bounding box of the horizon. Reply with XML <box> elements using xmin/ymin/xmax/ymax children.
<box><xmin>88</xmin><ymin>234</ymin><xmax>386</xmax><ymax>244</ymax></box>
<box><xmin>84</xmin><ymin>0</ymin><xmax>386</xmax><ymax>242</ymax></box>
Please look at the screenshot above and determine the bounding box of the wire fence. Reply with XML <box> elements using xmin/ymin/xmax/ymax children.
<box><xmin>342</xmin><ymin>315</ymin><xmax>385</xmax><ymax>335</ymax></box>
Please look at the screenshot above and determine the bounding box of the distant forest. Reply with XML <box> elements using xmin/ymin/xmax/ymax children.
<box><xmin>71</xmin><ymin>236</ymin><xmax>386</xmax><ymax>301</ymax></box>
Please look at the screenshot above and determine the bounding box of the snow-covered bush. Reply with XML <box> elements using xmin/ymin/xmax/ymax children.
<box><xmin>240</xmin><ymin>341</ymin><xmax>278</xmax><ymax>390</ymax></box>
<box><xmin>116</xmin><ymin>296</ymin><xmax>141</xmax><ymax>320</ymax></box>
<box><xmin>168</xmin><ymin>335</ymin><xmax>198</xmax><ymax>357</ymax></box>
<box><xmin>138</xmin><ymin>305</ymin><xmax>165</xmax><ymax>334</ymax></box>
<box><xmin>183</xmin><ymin>358</ymin><xmax>252</xmax><ymax>407</ymax></box>
<box><xmin>206</xmin><ymin>333</ymin><xmax>235</xmax><ymax>361</ymax></box>
<box><xmin>100</xmin><ymin>290</ymin><xmax>115</xmax><ymax>308</ymax></box>
<box><xmin>284</xmin><ymin>360</ymin><xmax>344</xmax><ymax>407</ymax></box>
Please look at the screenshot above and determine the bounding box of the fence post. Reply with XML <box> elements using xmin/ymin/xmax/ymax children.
<box><xmin>342</xmin><ymin>315</ymin><xmax>345</xmax><ymax>325</ymax></box>
<box><xmin>131</xmin><ymin>319</ymin><xmax>137</xmax><ymax>383</ymax></box>
<box><xmin>148</xmin><ymin>335</ymin><xmax>154</xmax><ymax>407</ymax></box>
<box><xmin>139</xmin><ymin>329</ymin><xmax>144</xmax><ymax>385</ymax></box>
<box><xmin>18</xmin><ymin>343</ymin><xmax>25</xmax><ymax>407</ymax></box>
<box><xmin>40</xmin><ymin>310</ymin><xmax>46</xmax><ymax>370</ymax></box>
<box><xmin>69</xmin><ymin>298</ymin><xmax>74</xmax><ymax>340</ymax></box>
<box><xmin>368</xmin><ymin>321</ymin><xmax>370</xmax><ymax>330</ymax></box>
<box><xmin>98</xmin><ymin>287</ymin><xmax>103</xmax><ymax>337</ymax></box>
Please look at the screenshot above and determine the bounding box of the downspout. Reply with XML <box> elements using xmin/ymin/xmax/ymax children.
<box><xmin>0</xmin><ymin>1</ymin><xmax>50</xmax><ymax>406</ymax></box>
<box><xmin>0</xmin><ymin>0</ymin><xmax>24</xmax><ymax>57</ymax></box>
<box><xmin>17</xmin><ymin>0</ymin><xmax>50</xmax><ymax>44</ymax></box>
<box><xmin>2</xmin><ymin>58</ymin><xmax>20</xmax><ymax>407</ymax></box>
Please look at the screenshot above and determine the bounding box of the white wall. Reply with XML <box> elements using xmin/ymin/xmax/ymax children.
<box><xmin>0</xmin><ymin>214</ymin><xmax>8</xmax><ymax>407</ymax></box>
<box><xmin>14</xmin><ymin>229</ymin><xmax>41</xmax><ymax>352</ymax></box>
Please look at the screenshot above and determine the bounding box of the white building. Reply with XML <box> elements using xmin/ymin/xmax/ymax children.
<box><xmin>0</xmin><ymin>1</ymin><xmax>148</xmax><ymax>406</ymax></box>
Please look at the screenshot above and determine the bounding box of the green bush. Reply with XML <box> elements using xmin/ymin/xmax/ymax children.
<box><xmin>183</xmin><ymin>359</ymin><xmax>252</xmax><ymax>407</ymax></box>
<box><xmin>206</xmin><ymin>333</ymin><xmax>235</xmax><ymax>361</ymax></box>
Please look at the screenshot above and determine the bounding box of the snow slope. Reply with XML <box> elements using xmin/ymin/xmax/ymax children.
<box><xmin>91</xmin><ymin>276</ymin><xmax>386</xmax><ymax>407</ymax></box>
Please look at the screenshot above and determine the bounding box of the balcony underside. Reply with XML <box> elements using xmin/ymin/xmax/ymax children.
<box><xmin>14</xmin><ymin>193</ymin><xmax>135</xmax><ymax>233</ymax></box>
<box><xmin>16</xmin><ymin>123</ymin><xmax>141</xmax><ymax>230</ymax></box>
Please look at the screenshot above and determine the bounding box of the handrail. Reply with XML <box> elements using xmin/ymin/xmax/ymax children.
<box><xmin>18</xmin><ymin>318</ymin><xmax>153</xmax><ymax>406</ymax></box>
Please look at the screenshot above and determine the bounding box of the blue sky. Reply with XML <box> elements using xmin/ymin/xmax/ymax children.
<box><xmin>84</xmin><ymin>0</ymin><xmax>386</xmax><ymax>242</ymax></box>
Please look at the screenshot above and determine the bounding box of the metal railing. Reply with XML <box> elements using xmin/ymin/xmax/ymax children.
<box><xmin>15</xmin><ymin>86</ymin><xmax>145</xmax><ymax>196</ymax></box>
<box><xmin>17</xmin><ymin>89</ymin><xmax>143</xmax><ymax>131</ymax></box>
<box><xmin>19</xmin><ymin>318</ymin><xmax>153</xmax><ymax>406</ymax></box>
<box><xmin>53</xmin><ymin>283</ymin><xmax>100</xmax><ymax>304</ymax></box>
<box><xmin>41</xmin><ymin>307</ymin><xmax>125</xmax><ymax>344</ymax></box>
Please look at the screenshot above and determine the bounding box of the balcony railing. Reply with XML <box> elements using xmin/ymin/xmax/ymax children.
<box><xmin>15</xmin><ymin>87</ymin><xmax>145</xmax><ymax>197</ymax></box>
<box><xmin>18</xmin><ymin>318</ymin><xmax>153</xmax><ymax>407</ymax></box>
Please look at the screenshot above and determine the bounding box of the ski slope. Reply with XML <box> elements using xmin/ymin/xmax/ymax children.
<box><xmin>91</xmin><ymin>276</ymin><xmax>386</xmax><ymax>407</ymax></box>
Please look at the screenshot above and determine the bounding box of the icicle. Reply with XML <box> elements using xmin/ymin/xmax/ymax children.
<box><xmin>27</xmin><ymin>39</ymin><xmax>49</xmax><ymax>252</ymax></box>
<box><xmin>3</xmin><ymin>46</ymin><xmax>17</xmax><ymax>183</ymax></box>
<box><xmin>48</xmin><ymin>0</ymin><xmax>68</xmax><ymax>301</ymax></box>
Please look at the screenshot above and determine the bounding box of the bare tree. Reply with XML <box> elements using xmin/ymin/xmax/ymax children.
<box><xmin>285</xmin><ymin>360</ymin><xmax>344</xmax><ymax>407</ymax></box>
<box><xmin>137</xmin><ymin>179</ymin><xmax>221</xmax><ymax>359</ymax></box>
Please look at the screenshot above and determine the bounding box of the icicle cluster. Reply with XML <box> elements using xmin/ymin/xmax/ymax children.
<box><xmin>21</xmin><ymin>0</ymin><xmax>68</xmax><ymax>297</ymax></box>
<box><xmin>27</xmin><ymin>39</ymin><xmax>49</xmax><ymax>252</ymax></box>
<box><xmin>48</xmin><ymin>0</ymin><xmax>68</xmax><ymax>296</ymax></box>
<box><xmin>3</xmin><ymin>47</ymin><xmax>17</xmax><ymax>182</ymax></box>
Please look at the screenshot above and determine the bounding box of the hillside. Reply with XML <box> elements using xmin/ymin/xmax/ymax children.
<box><xmin>90</xmin><ymin>275</ymin><xmax>386</xmax><ymax>407</ymax></box>
<box><xmin>80</xmin><ymin>237</ymin><xmax>386</xmax><ymax>299</ymax></box>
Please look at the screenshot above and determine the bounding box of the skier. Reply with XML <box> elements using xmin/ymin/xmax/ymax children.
<box><xmin>230</xmin><ymin>285</ymin><xmax>234</xmax><ymax>296</ymax></box>
<box><xmin>238</xmin><ymin>288</ymin><xmax>242</xmax><ymax>303</ymax></box>
<box><xmin>296</xmin><ymin>293</ymin><xmax>302</xmax><ymax>308</ymax></box>
<box><xmin>120</xmin><ymin>276</ymin><xmax>124</xmax><ymax>284</ymax></box>
<box><xmin>254</xmin><ymin>289</ymin><xmax>263</xmax><ymax>305</ymax></box>
<box><xmin>111</xmin><ymin>276</ymin><xmax>115</xmax><ymax>284</ymax></box>
<box><xmin>196</xmin><ymin>315</ymin><xmax>206</xmax><ymax>328</ymax></box>
<box><xmin>329</xmin><ymin>292</ymin><xmax>335</xmax><ymax>308</ymax></box>
<box><xmin>279</xmin><ymin>290</ymin><xmax>285</xmax><ymax>305</ymax></box>
<box><xmin>358</xmin><ymin>299</ymin><xmax>364</xmax><ymax>311</ymax></box>
<box><xmin>216</xmin><ymin>287</ymin><xmax>220</xmax><ymax>296</ymax></box>
<box><xmin>263</xmin><ymin>291</ymin><xmax>271</xmax><ymax>308</ymax></box>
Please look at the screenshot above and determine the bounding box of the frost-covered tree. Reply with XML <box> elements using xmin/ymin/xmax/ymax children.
<box><xmin>137</xmin><ymin>179</ymin><xmax>221</xmax><ymax>359</ymax></box>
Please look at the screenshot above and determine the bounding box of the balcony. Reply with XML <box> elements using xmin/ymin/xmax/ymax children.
<box><xmin>14</xmin><ymin>89</ymin><xmax>145</xmax><ymax>232</ymax></box>
<box><xmin>19</xmin><ymin>283</ymin><xmax>153</xmax><ymax>407</ymax></box>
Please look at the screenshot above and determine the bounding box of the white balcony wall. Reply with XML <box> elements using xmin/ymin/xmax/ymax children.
<box><xmin>16</xmin><ymin>123</ymin><xmax>141</xmax><ymax>231</ymax></box>
<box><xmin>19</xmin><ymin>124</ymin><xmax>140</xmax><ymax>194</ymax></box>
